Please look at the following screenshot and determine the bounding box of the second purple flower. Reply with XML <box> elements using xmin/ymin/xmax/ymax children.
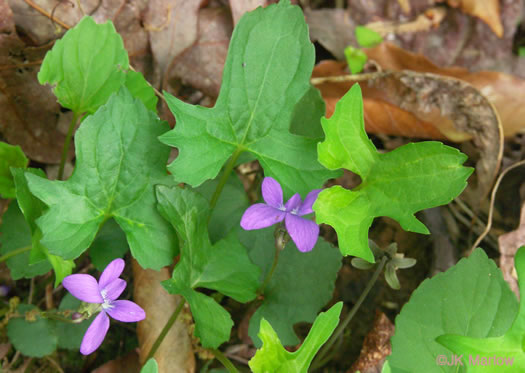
<box><xmin>240</xmin><ymin>177</ymin><xmax>321</xmax><ymax>252</ymax></box>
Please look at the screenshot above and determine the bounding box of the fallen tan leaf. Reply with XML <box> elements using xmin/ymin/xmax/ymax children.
<box><xmin>498</xmin><ymin>203</ymin><xmax>525</xmax><ymax>299</ymax></box>
<box><xmin>0</xmin><ymin>0</ymin><xmax>66</xmax><ymax>163</ymax></box>
<box><xmin>170</xmin><ymin>7</ymin><xmax>232</xmax><ymax>97</ymax></box>
<box><xmin>92</xmin><ymin>350</ymin><xmax>141</xmax><ymax>373</ymax></box>
<box><xmin>229</xmin><ymin>0</ymin><xmax>268</xmax><ymax>25</ymax></box>
<box><xmin>132</xmin><ymin>260</ymin><xmax>195</xmax><ymax>373</ymax></box>
<box><xmin>312</xmin><ymin>58</ymin><xmax>503</xmax><ymax>197</ymax></box>
<box><xmin>144</xmin><ymin>0</ymin><xmax>203</xmax><ymax>89</ymax></box>
<box><xmin>348</xmin><ymin>311</ymin><xmax>394</xmax><ymax>373</ymax></box>
<box><xmin>442</xmin><ymin>0</ymin><xmax>503</xmax><ymax>37</ymax></box>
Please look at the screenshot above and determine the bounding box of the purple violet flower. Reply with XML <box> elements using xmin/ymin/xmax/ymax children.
<box><xmin>62</xmin><ymin>258</ymin><xmax>145</xmax><ymax>355</ymax></box>
<box><xmin>240</xmin><ymin>177</ymin><xmax>321</xmax><ymax>252</ymax></box>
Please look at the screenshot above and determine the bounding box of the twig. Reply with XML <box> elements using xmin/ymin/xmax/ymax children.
<box><xmin>469</xmin><ymin>159</ymin><xmax>525</xmax><ymax>254</ymax></box>
<box><xmin>23</xmin><ymin>0</ymin><xmax>71</xmax><ymax>29</ymax></box>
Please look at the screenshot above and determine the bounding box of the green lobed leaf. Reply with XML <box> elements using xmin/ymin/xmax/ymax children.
<box><xmin>158</xmin><ymin>0</ymin><xmax>338</xmax><ymax>197</ymax></box>
<box><xmin>355</xmin><ymin>26</ymin><xmax>383</xmax><ymax>48</ymax></box>
<box><xmin>314</xmin><ymin>84</ymin><xmax>473</xmax><ymax>261</ymax></box>
<box><xmin>156</xmin><ymin>185</ymin><xmax>260</xmax><ymax>348</ymax></box>
<box><xmin>38</xmin><ymin>16</ymin><xmax>129</xmax><ymax>115</ymax></box>
<box><xmin>388</xmin><ymin>248</ymin><xmax>518</xmax><ymax>373</ymax></box>
<box><xmin>289</xmin><ymin>85</ymin><xmax>326</xmax><ymax>139</ymax></box>
<box><xmin>239</xmin><ymin>227</ymin><xmax>342</xmax><ymax>347</ymax></box>
<box><xmin>195</xmin><ymin>171</ymin><xmax>250</xmax><ymax>243</ymax></box>
<box><xmin>436</xmin><ymin>246</ymin><xmax>525</xmax><ymax>372</ymax></box>
<box><xmin>344</xmin><ymin>46</ymin><xmax>368</xmax><ymax>75</ymax></box>
<box><xmin>249</xmin><ymin>302</ymin><xmax>342</xmax><ymax>373</ymax></box>
<box><xmin>141</xmin><ymin>358</ymin><xmax>159</xmax><ymax>373</ymax></box>
<box><xmin>0</xmin><ymin>142</ymin><xmax>28</xmax><ymax>198</ymax></box>
<box><xmin>12</xmin><ymin>168</ymin><xmax>74</xmax><ymax>286</ymax></box>
<box><xmin>89</xmin><ymin>218</ymin><xmax>129</xmax><ymax>271</ymax></box>
<box><xmin>0</xmin><ymin>202</ymin><xmax>51</xmax><ymax>279</ymax></box>
<box><xmin>25</xmin><ymin>88</ymin><xmax>177</xmax><ymax>270</ymax></box>
<box><xmin>7</xmin><ymin>304</ymin><xmax>58</xmax><ymax>357</ymax></box>
<box><xmin>125</xmin><ymin>70</ymin><xmax>158</xmax><ymax>112</ymax></box>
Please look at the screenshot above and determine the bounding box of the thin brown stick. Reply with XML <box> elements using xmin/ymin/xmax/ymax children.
<box><xmin>469</xmin><ymin>159</ymin><xmax>525</xmax><ymax>254</ymax></box>
<box><xmin>23</xmin><ymin>0</ymin><xmax>71</xmax><ymax>29</ymax></box>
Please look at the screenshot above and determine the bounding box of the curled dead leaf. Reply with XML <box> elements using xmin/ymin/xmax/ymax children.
<box><xmin>440</xmin><ymin>0</ymin><xmax>503</xmax><ymax>37</ymax></box>
<box><xmin>348</xmin><ymin>311</ymin><xmax>394</xmax><ymax>373</ymax></box>
<box><xmin>312</xmin><ymin>58</ymin><xmax>502</xmax><ymax>197</ymax></box>
<box><xmin>132</xmin><ymin>260</ymin><xmax>195</xmax><ymax>373</ymax></box>
<box><xmin>498</xmin><ymin>203</ymin><xmax>525</xmax><ymax>299</ymax></box>
<box><xmin>229</xmin><ymin>0</ymin><xmax>268</xmax><ymax>25</ymax></box>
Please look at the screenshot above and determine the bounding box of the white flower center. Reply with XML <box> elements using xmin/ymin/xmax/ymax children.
<box><xmin>100</xmin><ymin>289</ymin><xmax>114</xmax><ymax>310</ymax></box>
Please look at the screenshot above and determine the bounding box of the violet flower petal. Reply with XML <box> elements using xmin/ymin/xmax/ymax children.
<box><xmin>261</xmin><ymin>177</ymin><xmax>283</xmax><ymax>208</ymax></box>
<box><xmin>285</xmin><ymin>214</ymin><xmax>319</xmax><ymax>252</ymax></box>
<box><xmin>80</xmin><ymin>311</ymin><xmax>110</xmax><ymax>355</ymax></box>
<box><xmin>298</xmin><ymin>189</ymin><xmax>322</xmax><ymax>216</ymax></box>
<box><xmin>284</xmin><ymin>193</ymin><xmax>302</xmax><ymax>212</ymax></box>
<box><xmin>101</xmin><ymin>278</ymin><xmax>126</xmax><ymax>301</ymax></box>
<box><xmin>63</xmin><ymin>274</ymin><xmax>104</xmax><ymax>303</ymax></box>
<box><xmin>106</xmin><ymin>300</ymin><xmax>146</xmax><ymax>322</ymax></box>
<box><xmin>98</xmin><ymin>258</ymin><xmax>125</xmax><ymax>289</ymax></box>
<box><xmin>240</xmin><ymin>204</ymin><xmax>285</xmax><ymax>230</ymax></box>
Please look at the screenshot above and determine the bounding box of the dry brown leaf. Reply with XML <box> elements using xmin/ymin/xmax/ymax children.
<box><xmin>366</xmin><ymin>42</ymin><xmax>525</xmax><ymax>138</ymax></box>
<box><xmin>365</xmin><ymin>7</ymin><xmax>446</xmax><ymax>36</ymax></box>
<box><xmin>304</xmin><ymin>8</ymin><xmax>356</xmax><ymax>61</ymax></box>
<box><xmin>312</xmin><ymin>58</ymin><xmax>502</xmax><ymax>197</ymax></box>
<box><xmin>229</xmin><ymin>0</ymin><xmax>268</xmax><ymax>25</ymax></box>
<box><xmin>92</xmin><ymin>350</ymin><xmax>141</xmax><ymax>373</ymax></box>
<box><xmin>0</xmin><ymin>0</ymin><xmax>66</xmax><ymax>163</ymax></box>
<box><xmin>144</xmin><ymin>0</ymin><xmax>203</xmax><ymax>89</ymax></box>
<box><xmin>348</xmin><ymin>311</ymin><xmax>394</xmax><ymax>373</ymax></box>
<box><xmin>132</xmin><ymin>260</ymin><xmax>195</xmax><ymax>373</ymax></box>
<box><xmin>170</xmin><ymin>7</ymin><xmax>232</xmax><ymax>97</ymax></box>
<box><xmin>498</xmin><ymin>203</ymin><xmax>525</xmax><ymax>299</ymax></box>
<box><xmin>442</xmin><ymin>0</ymin><xmax>503</xmax><ymax>37</ymax></box>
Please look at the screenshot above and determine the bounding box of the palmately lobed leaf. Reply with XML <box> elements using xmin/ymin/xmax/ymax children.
<box><xmin>314</xmin><ymin>84</ymin><xmax>473</xmax><ymax>261</ymax></box>
<box><xmin>0</xmin><ymin>142</ymin><xmax>28</xmax><ymax>198</ymax></box>
<box><xmin>158</xmin><ymin>0</ymin><xmax>338</xmax><ymax>197</ymax></box>
<box><xmin>25</xmin><ymin>88</ymin><xmax>177</xmax><ymax>270</ymax></box>
<box><xmin>156</xmin><ymin>185</ymin><xmax>260</xmax><ymax>348</ymax></box>
<box><xmin>249</xmin><ymin>302</ymin><xmax>342</xmax><ymax>373</ymax></box>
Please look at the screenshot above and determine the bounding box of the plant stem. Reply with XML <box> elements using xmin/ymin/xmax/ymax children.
<box><xmin>0</xmin><ymin>246</ymin><xmax>31</xmax><ymax>263</ymax></box>
<box><xmin>209</xmin><ymin>147</ymin><xmax>243</xmax><ymax>213</ymax></box>
<box><xmin>258</xmin><ymin>227</ymin><xmax>287</xmax><ymax>295</ymax></box>
<box><xmin>145</xmin><ymin>298</ymin><xmax>185</xmax><ymax>363</ymax></box>
<box><xmin>312</xmin><ymin>255</ymin><xmax>388</xmax><ymax>370</ymax></box>
<box><xmin>210</xmin><ymin>348</ymin><xmax>240</xmax><ymax>373</ymax></box>
<box><xmin>58</xmin><ymin>112</ymin><xmax>79</xmax><ymax>180</ymax></box>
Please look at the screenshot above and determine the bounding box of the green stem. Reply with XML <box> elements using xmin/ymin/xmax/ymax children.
<box><xmin>258</xmin><ymin>227</ymin><xmax>287</xmax><ymax>295</ymax></box>
<box><xmin>58</xmin><ymin>112</ymin><xmax>79</xmax><ymax>180</ymax></box>
<box><xmin>145</xmin><ymin>298</ymin><xmax>185</xmax><ymax>363</ymax></box>
<box><xmin>209</xmin><ymin>148</ymin><xmax>243</xmax><ymax>214</ymax></box>
<box><xmin>312</xmin><ymin>255</ymin><xmax>388</xmax><ymax>370</ymax></box>
<box><xmin>210</xmin><ymin>348</ymin><xmax>240</xmax><ymax>373</ymax></box>
<box><xmin>0</xmin><ymin>246</ymin><xmax>31</xmax><ymax>263</ymax></box>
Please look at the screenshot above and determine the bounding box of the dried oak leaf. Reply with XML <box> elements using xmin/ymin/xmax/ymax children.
<box><xmin>132</xmin><ymin>260</ymin><xmax>195</xmax><ymax>373</ymax></box>
<box><xmin>229</xmin><ymin>0</ymin><xmax>268</xmax><ymax>25</ymax></box>
<box><xmin>441</xmin><ymin>0</ymin><xmax>503</xmax><ymax>37</ymax></box>
<box><xmin>0</xmin><ymin>0</ymin><xmax>65</xmax><ymax>163</ymax></box>
<box><xmin>304</xmin><ymin>8</ymin><xmax>356</xmax><ymax>61</ymax></box>
<box><xmin>169</xmin><ymin>7</ymin><xmax>232</xmax><ymax>97</ymax></box>
<box><xmin>312</xmin><ymin>58</ymin><xmax>502</xmax><ymax>197</ymax></box>
<box><xmin>144</xmin><ymin>0</ymin><xmax>204</xmax><ymax>89</ymax></box>
<box><xmin>348</xmin><ymin>311</ymin><xmax>394</xmax><ymax>373</ymax></box>
<box><xmin>498</xmin><ymin>203</ymin><xmax>525</xmax><ymax>299</ymax></box>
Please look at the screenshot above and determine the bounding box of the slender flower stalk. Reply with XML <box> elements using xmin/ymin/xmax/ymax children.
<box><xmin>62</xmin><ymin>258</ymin><xmax>146</xmax><ymax>355</ymax></box>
